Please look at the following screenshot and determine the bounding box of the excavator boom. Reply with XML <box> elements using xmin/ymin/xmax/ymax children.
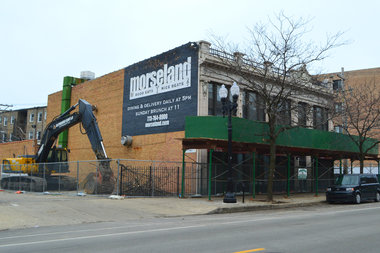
<box><xmin>36</xmin><ymin>99</ymin><xmax>108</xmax><ymax>163</ymax></box>
<box><xmin>1</xmin><ymin>99</ymin><xmax>114</xmax><ymax>194</ymax></box>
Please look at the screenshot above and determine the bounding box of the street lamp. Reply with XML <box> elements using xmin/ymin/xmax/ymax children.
<box><xmin>219</xmin><ymin>82</ymin><xmax>240</xmax><ymax>203</ymax></box>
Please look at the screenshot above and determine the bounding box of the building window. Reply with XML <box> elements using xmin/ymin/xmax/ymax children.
<box><xmin>11</xmin><ymin>116</ymin><xmax>15</xmax><ymax>125</ymax></box>
<box><xmin>0</xmin><ymin>116</ymin><xmax>2</xmax><ymax>124</ymax></box>
<box><xmin>242</xmin><ymin>91</ymin><xmax>265</xmax><ymax>121</ymax></box>
<box><xmin>36</xmin><ymin>131</ymin><xmax>41</xmax><ymax>140</ymax></box>
<box><xmin>335</xmin><ymin>125</ymin><xmax>343</xmax><ymax>133</ymax></box>
<box><xmin>313</xmin><ymin>106</ymin><xmax>328</xmax><ymax>131</ymax></box>
<box><xmin>208</xmin><ymin>82</ymin><xmax>224</xmax><ymax>116</ymax></box>
<box><xmin>298</xmin><ymin>102</ymin><xmax>308</xmax><ymax>127</ymax></box>
<box><xmin>30</xmin><ymin>113</ymin><xmax>35</xmax><ymax>122</ymax></box>
<box><xmin>38</xmin><ymin>112</ymin><xmax>43</xmax><ymax>122</ymax></box>
<box><xmin>334</xmin><ymin>103</ymin><xmax>342</xmax><ymax>114</ymax></box>
<box><xmin>29</xmin><ymin>131</ymin><xmax>34</xmax><ymax>139</ymax></box>
<box><xmin>9</xmin><ymin>133</ymin><xmax>12</xmax><ymax>141</ymax></box>
<box><xmin>3</xmin><ymin>117</ymin><xmax>7</xmax><ymax>126</ymax></box>
<box><xmin>2</xmin><ymin>133</ymin><xmax>6</xmax><ymax>142</ymax></box>
<box><xmin>44</xmin><ymin>111</ymin><xmax>47</xmax><ymax>120</ymax></box>
<box><xmin>277</xmin><ymin>99</ymin><xmax>291</xmax><ymax>126</ymax></box>
<box><xmin>333</xmin><ymin>80</ymin><xmax>343</xmax><ymax>91</ymax></box>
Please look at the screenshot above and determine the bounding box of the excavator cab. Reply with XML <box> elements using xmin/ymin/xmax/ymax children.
<box><xmin>44</xmin><ymin>146</ymin><xmax>70</xmax><ymax>174</ymax></box>
<box><xmin>46</xmin><ymin>146</ymin><xmax>68</xmax><ymax>163</ymax></box>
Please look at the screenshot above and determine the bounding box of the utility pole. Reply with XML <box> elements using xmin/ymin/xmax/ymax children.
<box><xmin>337</xmin><ymin>67</ymin><xmax>349</xmax><ymax>174</ymax></box>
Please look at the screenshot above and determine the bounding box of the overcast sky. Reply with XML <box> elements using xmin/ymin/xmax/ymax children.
<box><xmin>1</xmin><ymin>0</ymin><xmax>379</xmax><ymax>109</ymax></box>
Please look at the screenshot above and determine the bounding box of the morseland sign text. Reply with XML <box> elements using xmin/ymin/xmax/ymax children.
<box><xmin>130</xmin><ymin>57</ymin><xmax>191</xmax><ymax>100</ymax></box>
<box><xmin>122</xmin><ymin>43</ymin><xmax>198</xmax><ymax>136</ymax></box>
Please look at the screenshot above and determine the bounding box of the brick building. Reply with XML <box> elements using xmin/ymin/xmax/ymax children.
<box><xmin>1</xmin><ymin>41</ymin><xmax>377</xmax><ymax>195</ymax></box>
<box><xmin>45</xmin><ymin>41</ymin><xmax>337</xmax><ymax>163</ymax></box>
<box><xmin>0</xmin><ymin>106</ymin><xmax>47</xmax><ymax>143</ymax></box>
<box><xmin>329</xmin><ymin>67</ymin><xmax>380</xmax><ymax>172</ymax></box>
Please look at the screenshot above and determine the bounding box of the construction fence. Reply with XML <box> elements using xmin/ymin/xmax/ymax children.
<box><xmin>0</xmin><ymin>158</ymin><xmax>337</xmax><ymax>197</ymax></box>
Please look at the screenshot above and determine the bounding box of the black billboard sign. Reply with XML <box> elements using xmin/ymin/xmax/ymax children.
<box><xmin>122</xmin><ymin>43</ymin><xmax>199</xmax><ymax>136</ymax></box>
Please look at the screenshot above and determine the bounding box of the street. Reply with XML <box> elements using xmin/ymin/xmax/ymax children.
<box><xmin>1</xmin><ymin>203</ymin><xmax>380</xmax><ymax>253</ymax></box>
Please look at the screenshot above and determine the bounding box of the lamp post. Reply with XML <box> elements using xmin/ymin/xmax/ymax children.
<box><xmin>219</xmin><ymin>82</ymin><xmax>240</xmax><ymax>203</ymax></box>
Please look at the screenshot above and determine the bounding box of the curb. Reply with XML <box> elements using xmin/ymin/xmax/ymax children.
<box><xmin>207</xmin><ymin>201</ymin><xmax>326</xmax><ymax>215</ymax></box>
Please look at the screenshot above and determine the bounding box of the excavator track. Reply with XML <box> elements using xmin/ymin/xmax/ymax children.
<box><xmin>0</xmin><ymin>175</ymin><xmax>77</xmax><ymax>192</ymax></box>
<box><xmin>0</xmin><ymin>176</ymin><xmax>47</xmax><ymax>192</ymax></box>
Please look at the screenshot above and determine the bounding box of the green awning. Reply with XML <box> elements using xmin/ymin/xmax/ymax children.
<box><xmin>183</xmin><ymin>116</ymin><xmax>379</xmax><ymax>159</ymax></box>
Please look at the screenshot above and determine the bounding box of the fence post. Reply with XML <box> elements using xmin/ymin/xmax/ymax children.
<box><xmin>208</xmin><ymin>149</ymin><xmax>213</xmax><ymax>201</ymax></box>
<box><xmin>19</xmin><ymin>165</ymin><xmax>21</xmax><ymax>191</ymax></box>
<box><xmin>149</xmin><ymin>166</ymin><xmax>152</xmax><ymax>196</ymax></box>
<box><xmin>252</xmin><ymin>152</ymin><xmax>256</xmax><ymax>199</ymax></box>
<box><xmin>177</xmin><ymin>167</ymin><xmax>180</xmax><ymax>197</ymax></box>
<box><xmin>30</xmin><ymin>164</ymin><xmax>32</xmax><ymax>192</ymax></box>
<box><xmin>152</xmin><ymin>161</ymin><xmax>155</xmax><ymax>197</ymax></box>
<box><xmin>315</xmin><ymin>157</ymin><xmax>319</xmax><ymax>196</ymax></box>
<box><xmin>77</xmin><ymin>161</ymin><xmax>79</xmax><ymax>194</ymax></box>
<box><xmin>117</xmin><ymin>160</ymin><xmax>120</xmax><ymax>196</ymax></box>
<box><xmin>287</xmin><ymin>154</ymin><xmax>290</xmax><ymax>197</ymax></box>
<box><xmin>120</xmin><ymin>163</ymin><xmax>123</xmax><ymax>195</ymax></box>
<box><xmin>95</xmin><ymin>163</ymin><xmax>98</xmax><ymax>194</ymax></box>
<box><xmin>181</xmin><ymin>150</ymin><xmax>186</xmax><ymax>198</ymax></box>
<box><xmin>43</xmin><ymin>164</ymin><xmax>46</xmax><ymax>192</ymax></box>
<box><xmin>58</xmin><ymin>162</ymin><xmax>61</xmax><ymax>192</ymax></box>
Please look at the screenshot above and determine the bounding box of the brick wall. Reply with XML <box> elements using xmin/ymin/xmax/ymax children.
<box><xmin>47</xmin><ymin>69</ymin><xmax>188</xmax><ymax>163</ymax></box>
<box><xmin>329</xmin><ymin>68</ymin><xmax>380</xmax><ymax>169</ymax></box>
<box><xmin>345</xmin><ymin>68</ymin><xmax>380</xmax><ymax>167</ymax></box>
<box><xmin>0</xmin><ymin>139</ymin><xmax>37</xmax><ymax>160</ymax></box>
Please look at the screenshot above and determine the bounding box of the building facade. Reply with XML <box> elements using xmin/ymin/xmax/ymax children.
<box><xmin>43</xmin><ymin>41</ymin><xmax>335</xmax><ymax>164</ymax></box>
<box><xmin>329</xmin><ymin>67</ymin><xmax>380</xmax><ymax>172</ymax></box>
<box><xmin>0</xmin><ymin>106</ymin><xmax>46</xmax><ymax>143</ymax></box>
<box><xmin>2</xmin><ymin>41</ymin><xmax>376</xmax><ymax>196</ymax></box>
<box><xmin>35</xmin><ymin>41</ymin><xmax>349</xmax><ymax>195</ymax></box>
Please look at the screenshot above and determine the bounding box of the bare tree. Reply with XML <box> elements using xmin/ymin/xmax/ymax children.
<box><xmin>210</xmin><ymin>12</ymin><xmax>345</xmax><ymax>201</ymax></box>
<box><xmin>337</xmin><ymin>81</ymin><xmax>380</xmax><ymax>173</ymax></box>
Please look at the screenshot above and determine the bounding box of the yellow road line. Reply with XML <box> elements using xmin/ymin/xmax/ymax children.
<box><xmin>234</xmin><ymin>248</ymin><xmax>265</xmax><ymax>253</ymax></box>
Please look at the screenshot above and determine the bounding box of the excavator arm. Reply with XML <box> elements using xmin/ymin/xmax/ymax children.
<box><xmin>36</xmin><ymin>99</ymin><xmax>114</xmax><ymax>193</ymax></box>
<box><xmin>35</xmin><ymin>99</ymin><xmax>108</xmax><ymax>163</ymax></box>
<box><xmin>2</xmin><ymin>99</ymin><xmax>114</xmax><ymax>194</ymax></box>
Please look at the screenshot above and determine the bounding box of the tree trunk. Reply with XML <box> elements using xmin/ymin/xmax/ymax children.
<box><xmin>360</xmin><ymin>157</ymin><xmax>364</xmax><ymax>174</ymax></box>
<box><xmin>266</xmin><ymin>138</ymin><xmax>276</xmax><ymax>202</ymax></box>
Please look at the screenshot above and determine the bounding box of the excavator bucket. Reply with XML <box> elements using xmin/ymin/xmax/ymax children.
<box><xmin>80</xmin><ymin>160</ymin><xmax>115</xmax><ymax>194</ymax></box>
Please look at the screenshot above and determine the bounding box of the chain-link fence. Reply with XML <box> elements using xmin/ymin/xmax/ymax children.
<box><xmin>0</xmin><ymin>158</ymin><xmax>338</xmax><ymax>197</ymax></box>
<box><xmin>0</xmin><ymin>159</ymin><xmax>203</xmax><ymax>196</ymax></box>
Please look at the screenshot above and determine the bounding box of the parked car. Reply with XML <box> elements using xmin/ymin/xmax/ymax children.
<box><xmin>326</xmin><ymin>174</ymin><xmax>380</xmax><ymax>204</ymax></box>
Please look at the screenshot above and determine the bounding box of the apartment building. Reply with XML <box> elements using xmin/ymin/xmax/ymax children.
<box><xmin>0</xmin><ymin>106</ymin><xmax>47</xmax><ymax>143</ymax></box>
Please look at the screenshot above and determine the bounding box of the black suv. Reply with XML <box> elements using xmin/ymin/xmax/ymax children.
<box><xmin>326</xmin><ymin>174</ymin><xmax>380</xmax><ymax>204</ymax></box>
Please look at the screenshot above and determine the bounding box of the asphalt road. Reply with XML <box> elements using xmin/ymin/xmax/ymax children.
<box><xmin>1</xmin><ymin>203</ymin><xmax>380</xmax><ymax>253</ymax></box>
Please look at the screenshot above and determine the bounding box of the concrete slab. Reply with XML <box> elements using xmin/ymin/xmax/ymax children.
<box><xmin>0</xmin><ymin>191</ymin><xmax>326</xmax><ymax>230</ymax></box>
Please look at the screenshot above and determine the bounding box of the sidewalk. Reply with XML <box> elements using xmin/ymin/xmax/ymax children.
<box><xmin>0</xmin><ymin>190</ymin><xmax>326</xmax><ymax>230</ymax></box>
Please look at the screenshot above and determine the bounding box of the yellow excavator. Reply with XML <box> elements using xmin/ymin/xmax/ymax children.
<box><xmin>1</xmin><ymin>99</ymin><xmax>114</xmax><ymax>194</ymax></box>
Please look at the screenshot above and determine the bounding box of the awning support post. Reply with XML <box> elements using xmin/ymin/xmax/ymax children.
<box><xmin>252</xmin><ymin>151</ymin><xmax>256</xmax><ymax>199</ymax></box>
<box><xmin>315</xmin><ymin>156</ymin><xmax>319</xmax><ymax>196</ymax></box>
<box><xmin>287</xmin><ymin>154</ymin><xmax>291</xmax><ymax>197</ymax></box>
<box><xmin>181</xmin><ymin>150</ymin><xmax>186</xmax><ymax>198</ymax></box>
<box><xmin>208</xmin><ymin>149</ymin><xmax>213</xmax><ymax>201</ymax></box>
